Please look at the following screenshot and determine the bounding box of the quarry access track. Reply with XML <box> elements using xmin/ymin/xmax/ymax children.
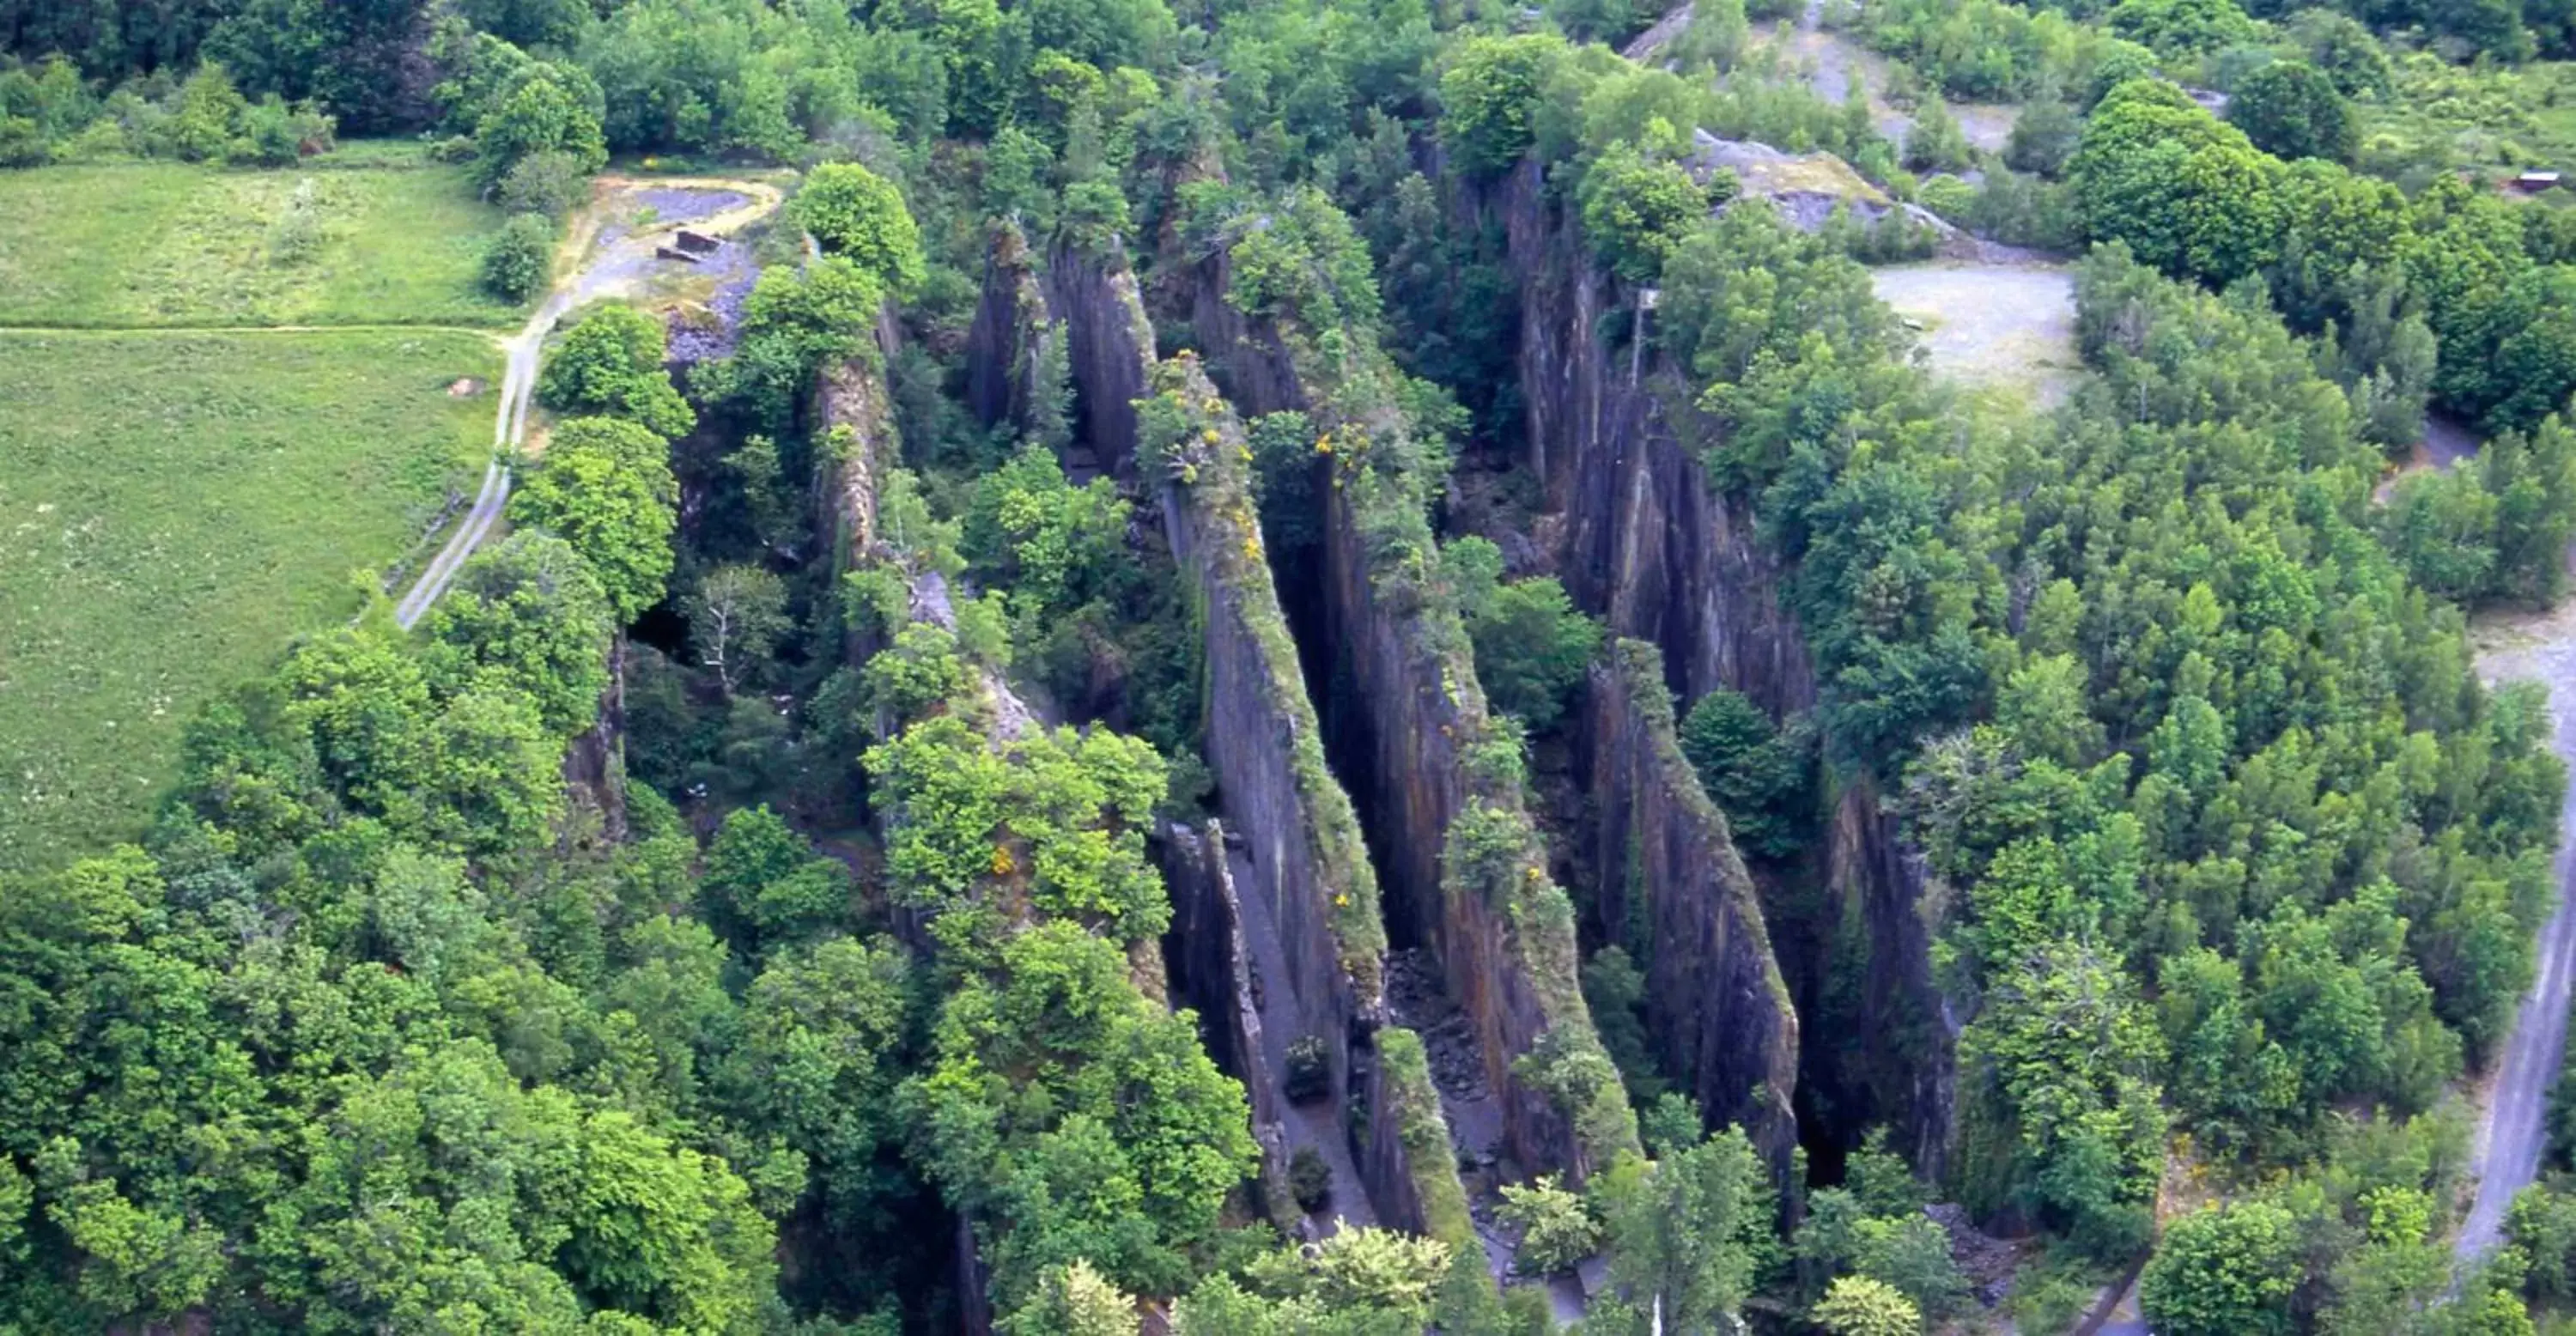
<box><xmin>2458</xmin><ymin>597</ymin><xmax>2576</xmax><ymax>1264</ymax></box>
<box><xmin>391</xmin><ymin>174</ymin><xmax>783</xmax><ymax>630</ymax></box>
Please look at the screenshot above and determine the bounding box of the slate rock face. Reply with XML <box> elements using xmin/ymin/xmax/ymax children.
<box><xmin>1576</xmin><ymin>640</ymin><xmax>1800</xmax><ymax>1177</ymax></box>
<box><xmin>1494</xmin><ymin>160</ymin><xmax>1959</xmax><ymax>1179</ymax></box>
<box><xmin>1026</xmin><ymin>234</ymin><xmax>1490</xmax><ymax>1244</ymax></box>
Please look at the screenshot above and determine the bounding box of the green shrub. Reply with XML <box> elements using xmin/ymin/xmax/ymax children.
<box><xmin>498</xmin><ymin>149</ymin><xmax>588</xmax><ymax>219</ymax></box>
<box><xmin>1288</xmin><ymin>1148</ymin><xmax>1333</xmax><ymax>1214</ymax></box>
<box><xmin>1440</xmin><ymin>34</ymin><xmax>1562</xmax><ymax>179</ymax></box>
<box><xmin>1497</xmin><ymin>1175</ymin><xmax>1600</xmax><ymax>1275</ymax></box>
<box><xmin>2227</xmin><ymin>60</ymin><xmax>2357</xmax><ymax>163</ymax></box>
<box><xmin>790</xmin><ymin>161</ymin><xmax>927</xmax><ymax>295</ymax></box>
<box><xmin>1917</xmin><ymin>173</ymin><xmax>1975</xmax><ymax>223</ymax></box>
<box><xmin>1580</xmin><ymin>143</ymin><xmax>1708</xmax><ymax>282</ymax></box>
<box><xmin>1285</xmin><ymin>1035</ymin><xmax>1331</xmax><ymax>1104</ymax></box>
<box><xmin>481</xmin><ymin>212</ymin><xmax>555</xmax><ymax>302</ymax></box>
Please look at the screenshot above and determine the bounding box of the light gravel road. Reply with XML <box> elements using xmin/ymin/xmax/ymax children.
<box><xmin>2459</xmin><ymin>609</ymin><xmax>2576</xmax><ymax>1262</ymax></box>
<box><xmin>390</xmin><ymin>176</ymin><xmax>782</xmax><ymax>629</ymax></box>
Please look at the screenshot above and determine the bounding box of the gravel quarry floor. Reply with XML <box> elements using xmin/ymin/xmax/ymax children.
<box><xmin>1870</xmin><ymin>261</ymin><xmax>2079</xmax><ymax>409</ymax></box>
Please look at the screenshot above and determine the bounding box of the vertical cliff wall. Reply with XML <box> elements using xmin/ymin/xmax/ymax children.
<box><xmin>1577</xmin><ymin>639</ymin><xmax>1800</xmax><ymax>1173</ymax></box>
<box><xmin>809</xmin><ymin>345</ymin><xmax>1000</xmax><ymax>1331</ymax></box>
<box><xmin>1038</xmin><ymin>238</ymin><xmax>1161</xmax><ymax>483</ymax></box>
<box><xmin>1028</xmin><ymin>238</ymin><xmax>1483</xmax><ymax>1248</ymax></box>
<box><xmin>1495</xmin><ymin>161</ymin><xmax>1955</xmax><ymax>1176</ymax></box>
<box><xmin>1499</xmin><ymin>161</ymin><xmax>1813</xmax><ymax>716</ymax></box>
<box><xmin>1156</xmin><ymin>819</ymin><xmax>1299</xmax><ymax>1222</ymax></box>
<box><xmin>813</xmin><ymin>345</ymin><xmax>899</xmax><ymax>667</ymax></box>
<box><xmin>561</xmin><ymin>635</ymin><xmax>629</xmax><ymax>841</ymax></box>
<box><xmin>1823</xmin><ymin>777</ymin><xmax>1958</xmax><ymax>1178</ymax></box>
<box><xmin>1176</xmin><ymin>244</ymin><xmax>1641</xmax><ymax>1185</ymax></box>
<box><xmin>963</xmin><ymin>223</ymin><xmax>1056</xmax><ymax>435</ymax></box>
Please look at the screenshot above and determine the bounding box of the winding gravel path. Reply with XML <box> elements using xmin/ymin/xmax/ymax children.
<box><xmin>389</xmin><ymin>176</ymin><xmax>782</xmax><ymax>629</ymax></box>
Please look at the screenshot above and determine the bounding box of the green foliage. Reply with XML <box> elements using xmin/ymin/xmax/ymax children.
<box><xmin>2008</xmin><ymin>97</ymin><xmax>2082</xmax><ymax>176</ymax></box>
<box><xmin>2072</xmin><ymin>79</ymin><xmax>2286</xmax><ymax>282</ymax></box>
<box><xmin>538</xmin><ymin>305</ymin><xmax>695</xmax><ymax>440</ymax></box>
<box><xmin>1225</xmin><ymin>185</ymin><xmax>1383</xmax><ymax>333</ymax></box>
<box><xmin>1440</xmin><ymin>34</ymin><xmax>1562</xmax><ymax>179</ymax></box>
<box><xmin>1794</xmin><ymin>1145</ymin><xmax>1969</xmax><ymax>1323</ymax></box>
<box><xmin>1175</xmin><ymin>1228</ymin><xmax>1455</xmax><ymax>1333</ymax></box>
<box><xmin>684</xmin><ymin>563</ymin><xmax>790</xmax><ymax>697</ymax></box>
<box><xmin>1003</xmin><ymin>1260</ymin><xmax>1139</xmax><ymax>1336</ymax></box>
<box><xmin>1678</xmin><ymin>689</ymin><xmax>1815</xmax><ymax>860</ymax></box>
<box><xmin>507</xmin><ymin>415</ymin><xmax>679</xmax><ymax>622</ymax></box>
<box><xmin>1498</xmin><ymin>1175</ymin><xmax>1601</xmax><ymax>1275</ymax></box>
<box><xmin>1849</xmin><ymin>0</ymin><xmax>2103</xmax><ymax>102</ymax></box>
<box><xmin>2140</xmin><ymin>1200</ymin><xmax>2301</xmax><ymax>1336</ymax></box>
<box><xmin>2229</xmin><ymin>61</ymin><xmax>2359</xmax><ymax>163</ymax></box>
<box><xmin>860</xmin><ymin>622</ymin><xmax>975</xmax><ymax>724</ymax></box>
<box><xmin>1814</xmin><ymin>1276</ymin><xmax>1923</xmax><ymax>1336</ymax></box>
<box><xmin>791</xmin><ymin>162</ymin><xmax>927</xmax><ymax>297</ymax></box>
<box><xmin>703</xmin><ymin>257</ymin><xmax>886</xmax><ymax>433</ymax></box>
<box><xmin>702</xmin><ymin>804</ymin><xmax>853</xmax><ymax>945</ymax></box>
<box><xmin>1902</xmin><ymin>98</ymin><xmax>1972</xmax><ymax>174</ymax></box>
<box><xmin>424</xmin><ymin>531</ymin><xmax>615</xmax><ymax>735</ymax></box>
<box><xmin>1959</xmin><ymin>941</ymin><xmax>2165</xmax><ymax>1257</ymax></box>
<box><xmin>2108</xmin><ymin>0</ymin><xmax>2261</xmax><ymax>54</ymax></box>
<box><xmin>482</xmin><ymin>210</ymin><xmax>556</xmax><ymax>301</ymax></box>
<box><xmin>963</xmin><ymin>444</ymin><xmax>1133</xmax><ymax>624</ymax></box>
<box><xmin>1589</xmin><ymin>1131</ymin><xmax>1776</xmax><ymax>1331</ymax></box>
<box><xmin>866</xmin><ymin>713</ymin><xmax>1172</xmax><ymax>944</ymax></box>
<box><xmin>1583</xmin><ymin>946</ymin><xmax>1666</xmax><ymax>1101</ymax></box>
<box><xmin>1578</xmin><ymin>142</ymin><xmax>1708</xmax><ymax>283</ymax></box>
<box><xmin>1288</xmin><ymin>1147</ymin><xmax>1333</xmax><ymax>1212</ymax></box>
<box><xmin>496</xmin><ymin>148</ymin><xmax>586</xmax><ymax>218</ymax></box>
<box><xmin>471</xmin><ymin>63</ymin><xmax>605</xmax><ymax>192</ymax></box>
<box><xmin>1443</xmin><ymin>537</ymin><xmax>1601</xmax><ymax>733</ymax></box>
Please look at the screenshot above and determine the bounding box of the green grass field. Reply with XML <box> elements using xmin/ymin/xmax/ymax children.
<box><xmin>0</xmin><ymin>148</ymin><xmax>524</xmax><ymax>329</ymax></box>
<box><xmin>0</xmin><ymin>329</ymin><xmax>499</xmax><ymax>871</ymax></box>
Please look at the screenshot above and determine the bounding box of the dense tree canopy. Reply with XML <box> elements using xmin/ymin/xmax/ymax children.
<box><xmin>13</xmin><ymin>0</ymin><xmax>2576</xmax><ymax>1327</ymax></box>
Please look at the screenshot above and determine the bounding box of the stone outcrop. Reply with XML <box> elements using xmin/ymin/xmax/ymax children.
<box><xmin>1577</xmin><ymin>639</ymin><xmax>1800</xmax><ymax>1174</ymax></box>
<box><xmin>1501</xmin><ymin>159</ymin><xmax>1812</xmax><ymax>715</ymax></box>
<box><xmin>963</xmin><ymin>223</ymin><xmax>1057</xmax><ymax>435</ymax></box>
<box><xmin>1038</xmin><ymin>237</ymin><xmax>1161</xmax><ymax>483</ymax></box>
<box><xmin>1030</xmin><ymin>235</ymin><xmax>1479</xmax><ymax>1248</ymax></box>
<box><xmin>560</xmin><ymin>635</ymin><xmax>629</xmax><ymax>841</ymax></box>
<box><xmin>1824</xmin><ymin>776</ymin><xmax>1959</xmax><ymax>1178</ymax></box>
<box><xmin>1496</xmin><ymin>157</ymin><xmax>1957</xmax><ymax>1175</ymax></box>
<box><xmin>1176</xmin><ymin>240</ymin><xmax>1640</xmax><ymax>1187</ymax></box>
<box><xmin>1155</xmin><ymin>820</ymin><xmax>1297</xmax><ymax>1223</ymax></box>
<box><xmin>812</xmin><ymin>343</ymin><xmax>898</xmax><ymax>665</ymax></box>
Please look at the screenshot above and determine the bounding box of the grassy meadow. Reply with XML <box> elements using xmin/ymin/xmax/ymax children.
<box><xmin>0</xmin><ymin>147</ymin><xmax>524</xmax><ymax>329</ymax></box>
<box><xmin>0</xmin><ymin>329</ymin><xmax>498</xmax><ymax>871</ymax></box>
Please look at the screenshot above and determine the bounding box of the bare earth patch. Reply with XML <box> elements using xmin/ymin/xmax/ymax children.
<box><xmin>1870</xmin><ymin>261</ymin><xmax>2079</xmax><ymax>409</ymax></box>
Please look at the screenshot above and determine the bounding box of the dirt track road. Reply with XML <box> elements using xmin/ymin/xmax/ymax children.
<box><xmin>2459</xmin><ymin>611</ymin><xmax>2576</xmax><ymax>1261</ymax></box>
<box><xmin>389</xmin><ymin>176</ymin><xmax>781</xmax><ymax>629</ymax></box>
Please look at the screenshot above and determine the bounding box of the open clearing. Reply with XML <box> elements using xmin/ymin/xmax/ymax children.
<box><xmin>0</xmin><ymin>149</ymin><xmax>522</xmax><ymax>329</ymax></box>
<box><xmin>1871</xmin><ymin>261</ymin><xmax>2079</xmax><ymax>408</ymax></box>
<box><xmin>0</xmin><ymin>329</ymin><xmax>497</xmax><ymax>871</ymax></box>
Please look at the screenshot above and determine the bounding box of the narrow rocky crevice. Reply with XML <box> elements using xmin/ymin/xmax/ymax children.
<box><xmin>971</xmin><ymin>225</ymin><xmax>1489</xmax><ymax>1256</ymax></box>
<box><xmin>1486</xmin><ymin>160</ymin><xmax>1956</xmax><ymax>1181</ymax></box>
